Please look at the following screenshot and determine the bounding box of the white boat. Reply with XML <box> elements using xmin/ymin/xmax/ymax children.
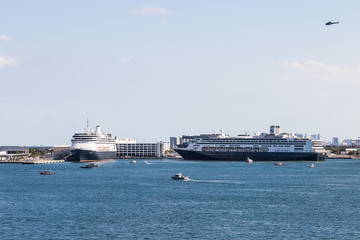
<box><xmin>246</xmin><ymin>156</ymin><xmax>253</xmax><ymax>163</ymax></box>
<box><xmin>80</xmin><ymin>163</ymin><xmax>100</xmax><ymax>168</ymax></box>
<box><xmin>171</xmin><ymin>173</ymin><xmax>189</xmax><ymax>180</ymax></box>
<box><xmin>143</xmin><ymin>161</ymin><xmax>150</xmax><ymax>164</ymax></box>
<box><xmin>309</xmin><ymin>164</ymin><xmax>316</xmax><ymax>168</ymax></box>
<box><xmin>129</xmin><ymin>160</ymin><xmax>136</xmax><ymax>164</ymax></box>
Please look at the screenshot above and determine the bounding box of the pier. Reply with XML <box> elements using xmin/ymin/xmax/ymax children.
<box><xmin>0</xmin><ymin>159</ymin><xmax>65</xmax><ymax>164</ymax></box>
<box><xmin>22</xmin><ymin>159</ymin><xmax>65</xmax><ymax>164</ymax></box>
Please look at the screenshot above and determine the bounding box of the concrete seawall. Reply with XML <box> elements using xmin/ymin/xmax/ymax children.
<box><xmin>0</xmin><ymin>159</ymin><xmax>65</xmax><ymax>164</ymax></box>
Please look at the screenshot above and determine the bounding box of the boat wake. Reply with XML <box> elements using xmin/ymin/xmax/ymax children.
<box><xmin>190</xmin><ymin>179</ymin><xmax>243</xmax><ymax>184</ymax></box>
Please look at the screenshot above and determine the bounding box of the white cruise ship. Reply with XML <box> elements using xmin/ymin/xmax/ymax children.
<box><xmin>174</xmin><ymin>126</ymin><xmax>326</xmax><ymax>161</ymax></box>
<box><xmin>69</xmin><ymin>125</ymin><xmax>117</xmax><ymax>162</ymax></box>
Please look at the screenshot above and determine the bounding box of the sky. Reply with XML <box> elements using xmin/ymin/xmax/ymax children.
<box><xmin>1</xmin><ymin>0</ymin><xmax>360</xmax><ymax>145</ymax></box>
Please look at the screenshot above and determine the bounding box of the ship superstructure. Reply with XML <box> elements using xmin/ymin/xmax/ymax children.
<box><xmin>69</xmin><ymin>125</ymin><xmax>117</xmax><ymax>162</ymax></box>
<box><xmin>174</xmin><ymin>126</ymin><xmax>326</xmax><ymax>161</ymax></box>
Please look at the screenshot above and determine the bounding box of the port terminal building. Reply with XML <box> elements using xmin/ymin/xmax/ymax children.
<box><xmin>116</xmin><ymin>141</ymin><xmax>170</xmax><ymax>158</ymax></box>
<box><xmin>0</xmin><ymin>146</ymin><xmax>30</xmax><ymax>161</ymax></box>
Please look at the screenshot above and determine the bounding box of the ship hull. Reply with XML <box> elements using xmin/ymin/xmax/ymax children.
<box><xmin>68</xmin><ymin>149</ymin><xmax>116</xmax><ymax>162</ymax></box>
<box><xmin>174</xmin><ymin>149</ymin><xmax>325</xmax><ymax>161</ymax></box>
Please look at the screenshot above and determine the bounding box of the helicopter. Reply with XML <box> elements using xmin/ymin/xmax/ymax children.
<box><xmin>325</xmin><ymin>21</ymin><xmax>339</xmax><ymax>25</ymax></box>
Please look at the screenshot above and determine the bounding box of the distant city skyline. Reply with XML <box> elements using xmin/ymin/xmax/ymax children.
<box><xmin>1</xmin><ymin>1</ymin><xmax>360</xmax><ymax>145</ymax></box>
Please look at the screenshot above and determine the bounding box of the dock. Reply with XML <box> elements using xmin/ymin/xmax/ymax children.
<box><xmin>0</xmin><ymin>159</ymin><xmax>65</xmax><ymax>164</ymax></box>
<box><xmin>22</xmin><ymin>159</ymin><xmax>65</xmax><ymax>164</ymax></box>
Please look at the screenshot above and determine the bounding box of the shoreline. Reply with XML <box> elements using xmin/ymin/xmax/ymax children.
<box><xmin>0</xmin><ymin>159</ymin><xmax>65</xmax><ymax>164</ymax></box>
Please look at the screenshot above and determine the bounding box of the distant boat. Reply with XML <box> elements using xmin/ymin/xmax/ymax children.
<box><xmin>80</xmin><ymin>163</ymin><xmax>100</xmax><ymax>168</ymax></box>
<box><xmin>246</xmin><ymin>156</ymin><xmax>253</xmax><ymax>163</ymax></box>
<box><xmin>274</xmin><ymin>162</ymin><xmax>285</xmax><ymax>166</ymax></box>
<box><xmin>309</xmin><ymin>164</ymin><xmax>316</xmax><ymax>168</ymax></box>
<box><xmin>171</xmin><ymin>173</ymin><xmax>189</xmax><ymax>180</ymax></box>
<box><xmin>130</xmin><ymin>160</ymin><xmax>136</xmax><ymax>164</ymax></box>
<box><xmin>80</xmin><ymin>165</ymin><xmax>92</xmax><ymax>168</ymax></box>
<box><xmin>40</xmin><ymin>170</ymin><xmax>55</xmax><ymax>175</ymax></box>
<box><xmin>143</xmin><ymin>161</ymin><xmax>150</xmax><ymax>164</ymax></box>
<box><xmin>88</xmin><ymin>163</ymin><xmax>99</xmax><ymax>167</ymax></box>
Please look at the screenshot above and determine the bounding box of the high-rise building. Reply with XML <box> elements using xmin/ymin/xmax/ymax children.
<box><xmin>170</xmin><ymin>137</ymin><xmax>180</xmax><ymax>148</ymax></box>
<box><xmin>354</xmin><ymin>138</ymin><xmax>360</xmax><ymax>147</ymax></box>
<box><xmin>332</xmin><ymin>137</ymin><xmax>339</xmax><ymax>146</ymax></box>
<box><xmin>310</xmin><ymin>134</ymin><xmax>321</xmax><ymax>140</ymax></box>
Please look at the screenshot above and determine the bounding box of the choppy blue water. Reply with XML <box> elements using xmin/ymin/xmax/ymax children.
<box><xmin>1</xmin><ymin>159</ymin><xmax>360</xmax><ymax>239</ymax></box>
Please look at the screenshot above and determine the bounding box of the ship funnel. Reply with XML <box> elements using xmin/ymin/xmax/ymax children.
<box><xmin>96</xmin><ymin>125</ymin><xmax>101</xmax><ymax>135</ymax></box>
<box><xmin>270</xmin><ymin>125</ymin><xmax>280</xmax><ymax>135</ymax></box>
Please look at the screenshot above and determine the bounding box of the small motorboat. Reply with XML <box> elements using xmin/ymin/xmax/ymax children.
<box><xmin>87</xmin><ymin>163</ymin><xmax>99</xmax><ymax>167</ymax></box>
<box><xmin>309</xmin><ymin>164</ymin><xmax>316</xmax><ymax>168</ymax></box>
<box><xmin>246</xmin><ymin>156</ymin><xmax>253</xmax><ymax>163</ymax></box>
<box><xmin>171</xmin><ymin>173</ymin><xmax>189</xmax><ymax>180</ymax></box>
<box><xmin>143</xmin><ymin>161</ymin><xmax>150</xmax><ymax>164</ymax></box>
<box><xmin>274</xmin><ymin>162</ymin><xmax>285</xmax><ymax>166</ymax></box>
<box><xmin>40</xmin><ymin>170</ymin><xmax>55</xmax><ymax>175</ymax></box>
<box><xmin>129</xmin><ymin>160</ymin><xmax>136</xmax><ymax>164</ymax></box>
<box><xmin>80</xmin><ymin>163</ymin><xmax>100</xmax><ymax>168</ymax></box>
<box><xmin>80</xmin><ymin>165</ymin><xmax>92</xmax><ymax>168</ymax></box>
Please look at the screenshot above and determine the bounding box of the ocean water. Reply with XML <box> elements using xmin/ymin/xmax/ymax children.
<box><xmin>1</xmin><ymin>159</ymin><xmax>360</xmax><ymax>240</ymax></box>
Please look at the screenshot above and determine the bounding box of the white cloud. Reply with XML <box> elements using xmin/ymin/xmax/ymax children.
<box><xmin>134</xmin><ymin>6</ymin><xmax>174</xmax><ymax>16</ymax></box>
<box><xmin>290</xmin><ymin>92</ymin><xmax>331</xmax><ymax>100</ymax></box>
<box><xmin>278</xmin><ymin>60</ymin><xmax>342</xmax><ymax>73</ymax></box>
<box><xmin>0</xmin><ymin>34</ymin><xmax>11</xmax><ymax>41</ymax></box>
<box><xmin>351</xmin><ymin>80</ymin><xmax>360</xmax><ymax>87</ymax></box>
<box><xmin>278</xmin><ymin>60</ymin><xmax>305</xmax><ymax>71</ymax></box>
<box><xmin>278</xmin><ymin>60</ymin><xmax>360</xmax><ymax>86</ymax></box>
<box><xmin>118</xmin><ymin>57</ymin><xmax>132</xmax><ymax>63</ymax></box>
<box><xmin>0</xmin><ymin>57</ymin><xmax>16</xmax><ymax>69</ymax></box>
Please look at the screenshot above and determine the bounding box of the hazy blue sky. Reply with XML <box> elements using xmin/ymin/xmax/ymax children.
<box><xmin>1</xmin><ymin>0</ymin><xmax>359</xmax><ymax>145</ymax></box>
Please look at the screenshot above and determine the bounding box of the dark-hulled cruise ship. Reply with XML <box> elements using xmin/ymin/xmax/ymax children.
<box><xmin>174</xmin><ymin>126</ymin><xmax>326</xmax><ymax>161</ymax></box>
<box><xmin>68</xmin><ymin>125</ymin><xmax>117</xmax><ymax>162</ymax></box>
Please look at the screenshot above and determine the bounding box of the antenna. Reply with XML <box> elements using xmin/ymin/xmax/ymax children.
<box><xmin>86</xmin><ymin>117</ymin><xmax>89</xmax><ymax>129</ymax></box>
